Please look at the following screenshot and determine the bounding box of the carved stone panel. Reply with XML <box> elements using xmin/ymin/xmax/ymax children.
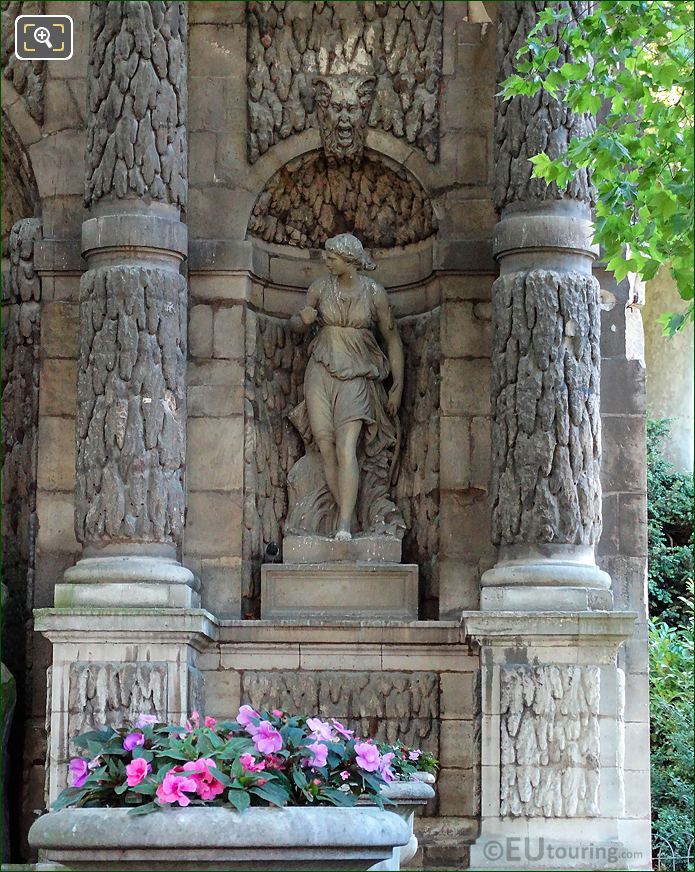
<box><xmin>248</xmin><ymin>151</ymin><xmax>436</xmax><ymax>250</ymax></box>
<box><xmin>396</xmin><ymin>310</ymin><xmax>440</xmax><ymax>617</ymax></box>
<box><xmin>67</xmin><ymin>662</ymin><xmax>168</xmax><ymax>749</ymax></box>
<box><xmin>247</xmin><ymin>1</ymin><xmax>443</xmax><ymax>163</ymax></box>
<box><xmin>242</xmin><ymin>312</ymin><xmax>306</xmax><ymax>616</ymax></box>
<box><xmin>242</xmin><ymin>671</ymin><xmax>440</xmax><ymax>754</ymax></box>
<box><xmin>1</xmin><ymin>1</ymin><xmax>46</xmax><ymax>125</ymax></box>
<box><xmin>500</xmin><ymin>665</ymin><xmax>600</xmax><ymax>817</ymax></box>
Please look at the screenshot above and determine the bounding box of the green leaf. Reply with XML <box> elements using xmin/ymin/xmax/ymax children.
<box><xmin>227</xmin><ymin>788</ymin><xmax>251</xmax><ymax>812</ymax></box>
<box><xmin>559</xmin><ymin>61</ymin><xmax>591</xmax><ymax>81</ymax></box>
<box><xmin>250</xmin><ymin>783</ymin><xmax>290</xmax><ymax>807</ymax></box>
<box><xmin>126</xmin><ymin>801</ymin><xmax>159</xmax><ymax>817</ymax></box>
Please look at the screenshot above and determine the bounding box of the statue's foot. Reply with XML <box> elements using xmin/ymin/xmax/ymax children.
<box><xmin>335</xmin><ymin>525</ymin><xmax>352</xmax><ymax>542</ymax></box>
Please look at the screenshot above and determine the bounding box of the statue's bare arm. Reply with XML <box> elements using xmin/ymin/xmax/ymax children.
<box><xmin>375</xmin><ymin>286</ymin><xmax>404</xmax><ymax>416</ymax></box>
<box><xmin>289</xmin><ymin>282</ymin><xmax>321</xmax><ymax>333</ymax></box>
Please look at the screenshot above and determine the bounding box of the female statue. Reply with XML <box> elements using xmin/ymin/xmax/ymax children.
<box><xmin>287</xmin><ymin>233</ymin><xmax>405</xmax><ymax>541</ymax></box>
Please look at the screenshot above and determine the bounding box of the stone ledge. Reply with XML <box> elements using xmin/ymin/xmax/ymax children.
<box><xmin>461</xmin><ymin>611</ymin><xmax>637</xmax><ymax>647</ymax></box>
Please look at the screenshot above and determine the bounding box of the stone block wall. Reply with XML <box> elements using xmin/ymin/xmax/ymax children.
<box><xmin>200</xmin><ymin>623</ymin><xmax>480</xmax><ymax>868</ymax></box>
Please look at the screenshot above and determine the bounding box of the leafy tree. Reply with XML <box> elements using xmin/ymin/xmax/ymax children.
<box><xmin>502</xmin><ymin>1</ymin><xmax>694</xmax><ymax>335</ymax></box>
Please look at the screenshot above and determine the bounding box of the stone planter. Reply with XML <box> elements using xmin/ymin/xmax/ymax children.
<box><xmin>29</xmin><ymin>805</ymin><xmax>412</xmax><ymax>871</ymax></box>
<box><xmin>380</xmin><ymin>775</ymin><xmax>436</xmax><ymax>866</ymax></box>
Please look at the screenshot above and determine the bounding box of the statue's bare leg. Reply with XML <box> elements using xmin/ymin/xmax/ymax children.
<box><xmin>335</xmin><ymin>420</ymin><xmax>362</xmax><ymax>540</ymax></box>
<box><xmin>315</xmin><ymin>438</ymin><xmax>340</xmax><ymax>505</ymax></box>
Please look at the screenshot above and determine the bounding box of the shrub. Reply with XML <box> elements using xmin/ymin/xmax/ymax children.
<box><xmin>649</xmin><ymin>594</ymin><xmax>694</xmax><ymax>869</ymax></box>
<box><xmin>647</xmin><ymin>420</ymin><xmax>693</xmax><ymax>625</ymax></box>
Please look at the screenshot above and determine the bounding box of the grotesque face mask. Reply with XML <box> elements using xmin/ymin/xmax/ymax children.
<box><xmin>314</xmin><ymin>75</ymin><xmax>376</xmax><ymax>161</ymax></box>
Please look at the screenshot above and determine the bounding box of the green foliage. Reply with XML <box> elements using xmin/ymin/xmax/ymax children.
<box><xmin>647</xmin><ymin>420</ymin><xmax>694</xmax><ymax>625</ymax></box>
<box><xmin>502</xmin><ymin>1</ymin><xmax>694</xmax><ymax>335</ymax></box>
<box><xmin>649</xmin><ymin>593</ymin><xmax>694</xmax><ymax>866</ymax></box>
<box><xmin>647</xmin><ymin>420</ymin><xmax>694</xmax><ymax>865</ymax></box>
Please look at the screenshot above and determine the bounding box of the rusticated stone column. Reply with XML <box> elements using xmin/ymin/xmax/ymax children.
<box><xmin>59</xmin><ymin>1</ymin><xmax>198</xmax><ymax>607</ymax></box>
<box><xmin>481</xmin><ymin>0</ymin><xmax>611</xmax><ymax>612</ymax></box>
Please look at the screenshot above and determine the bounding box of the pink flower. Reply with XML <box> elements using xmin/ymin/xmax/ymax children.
<box><xmin>253</xmin><ymin>721</ymin><xmax>283</xmax><ymax>754</ymax></box>
<box><xmin>185</xmin><ymin>710</ymin><xmax>201</xmax><ymax>732</ymax></box>
<box><xmin>332</xmin><ymin>719</ymin><xmax>354</xmax><ymax>740</ymax></box>
<box><xmin>134</xmin><ymin>714</ymin><xmax>158</xmax><ymax>728</ymax></box>
<box><xmin>156</xmin><ymin>770</ymin><xmax>198</xmax><ymax>806</ymax></box>
<box><xmin>69</xmin><ymin>758</ymin><xmax>89</xmax><ymax>788</ymax></box>
<box><xmin>126</xmin><ymin>757</ymin><xmax>151</xmax><ymax>787</ymax></box>
<box><xmin>264</xmin><ymin>754</ymin><xmax>286</xmax><ymax>771</ymax></box>
<box><xmin>306</xmin><ymin>717</ymin><xmax>334</xmax><ymax>742</ymax></box>
<box><xmin>123</xmin><ymin>732</ymin><xmax>145</xmax><ymax>752</ymax></box>
<box><xmin>340</xmin><ymin>770</ymin><xmax>350</xmax><ymax>781</ymax></box>
<box><xmin>204</xmin><ymin>716</ymin><xmax>217</xmax><ymax>728</ymax></box>
<box><xmin>240</xmin><ymin>753</ymin><xmax>266</xmax><ymax>773</ymax></box>
<box><xmin>272</xmin><ymin>709</ymin><xmax>283</xmax><ymax>718</ymax></box>
<box><xmin>379</xmin><ymin>751</ymin><xmax>396</xmax><ymax>783</ymax></box>
<box><xmin>355</xmin><ymin>741</ymin><xmax>381</xmax><ymax>773</ymax></box>
<box><xmin>408</xmin><ymin>749</ymin><xmax>421</xmax><ymax>761</ymax></box>
<box><xmin>237</xmin><ymin>705</ymin><xmax>260</xmax><ymax>735</ymax></box>
<box><xmin>182</xmin><ymin>758</ymin><xmax>225</xmax><ymax>801</ymax></box>
<box><xmin>302</xmin><ymin>741</ymin><xmax>328</xmax><ymax>769</ymax></box>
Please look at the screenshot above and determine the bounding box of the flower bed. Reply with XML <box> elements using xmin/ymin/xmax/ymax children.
<box><xmin>30</xmin><ymin>707</ymin><xmax>437</xmax><ymax>870</ymax></box>
<box><xmin>54</xmin><ymin>705</ymin><xmax>438</xmax><ymax>815</ymax></box>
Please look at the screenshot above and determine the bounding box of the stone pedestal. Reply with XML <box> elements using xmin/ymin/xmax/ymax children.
<box><xmin>263</xmin><ymin>535</ymin><xmax>417</xmax><ymax>620</ymax></box>
<box><xmin>261</xmin><ymin>563</ymin><xmax>418</xmax><ymax>621</ymax></box>
<box><xmin>463</xmin><ymin>611</ymin><xmax>650</xmax><ymax>871</ymax></box>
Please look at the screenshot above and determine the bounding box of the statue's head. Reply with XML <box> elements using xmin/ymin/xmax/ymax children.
<box><xmin>314</xmin><ymin>75</ymin><xmax>376</xmax><ymax>161</ymax></box>
<box><xmin>324</xmin><ymin>233</ymin><xmax>376</xmax><ymax>274</ymax></box>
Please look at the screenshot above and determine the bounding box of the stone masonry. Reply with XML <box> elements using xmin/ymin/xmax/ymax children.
<box><xmin>0</xmin><ymin>2</ymin><xmax>651</xmax><ymax>868</ymax></box>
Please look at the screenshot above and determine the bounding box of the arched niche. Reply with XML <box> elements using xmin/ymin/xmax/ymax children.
<box><xmin>1</xmin><ymin>110</ymin><xmax>40</xmax><ymax>258</ymax></box>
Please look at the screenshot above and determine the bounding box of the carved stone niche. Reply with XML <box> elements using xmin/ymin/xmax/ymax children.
<box><xmin>248</xmin><ymin>149</ymin><xmax>437</xmax><ymax>250</ymax></box>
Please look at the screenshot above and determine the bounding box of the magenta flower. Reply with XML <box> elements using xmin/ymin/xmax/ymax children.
<box><xmin>126</xmin><ymin>757</ymin><xmax>151</xmax><ymax>787</ymax></box>
<box><xmin>237</xmin><ymin>705</ymin><xmax>260</xmax><ymax>735</ymax></box>
<box><xmin>182</xmin><ymin>758</ymin><xmax>225</xmax><ymax>801</ymax></box>
<box><xmin>156</xmin><ymin>770</ymin><xmax>198</xmax><ymax>807</ymax></box>
<box><xmin>340</xmin><ymin>770</ymin><xmax>350</xmax><ymax>781</ymax></box>
<box><xmin>134</xmin><ymin>714</ymin><xmax>158</xmax><ymax>728</ymax></box>
<box><xmin>355</xmin><ymin>741</ymin><xmax>380</xmax><ymax>773</ymax></box>
<box><xmin>253</xmin><ymin>721</ymin><xmax>283</xmax><ymax>754</ymax></box>
<box><xmin>408</xmin><ymin>749</ymin><xmax>421</xmax><ymax>761</ymax></box>
<box><xmin>272</xmin><ymin>709</ymin><xmax>284</xmax><ymax>718</ymax></box>
<box><xmin>332</xmin><ymin>719</ymin><xmax>354</xmax><ymax>740</ymax></box>
<box><xmin>123</xmin><ymin>732</ymin><xmax>145</xmax><ymax>752</ymax></box>
<box><xmin>240</xmin><ymin>753</ymin><xmax>266</xmax><ymax>773</ymax></box>
<box><xmin>302</xmin><ymin>741</ymin><xmax>328</xmax><ymax>769</ymax></box>
<box><xmin>379</xmin><ymin>751</ymin><xmax>396</xmax><ymax>783</ymax></box>
<box><xmin>69</xmin><ymin>758</ymin><xmax>89</xmax><ymax>788</ymax></box>
<box><xmin>204</xmin><ymin>716</ymin><xmax>217</xmax><ymax>728</ymax></box>
<box><xmin>306</xmin><ymin>717</ymin><xmax>334</xmax><ymax>742</ymax></box>
<box><xmin>264</xmin><ymin>754</ymin><xmax>286</xmax><ymax>771</ymax></box>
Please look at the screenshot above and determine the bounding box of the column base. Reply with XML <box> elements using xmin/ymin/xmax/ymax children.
<box><xmin>470</xmin><ymin>828</ymin><xmax>631</xmax><ymax>871</ymax></box>
<box><xmin>480</xmin><ymin>545</ymin><xmax>612</xmax><ymax>611</ymax></box>
<box><xmin>61</xmin><ymin>555</ymin><xmax>200</xmax><ymax>608</ymax></box>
